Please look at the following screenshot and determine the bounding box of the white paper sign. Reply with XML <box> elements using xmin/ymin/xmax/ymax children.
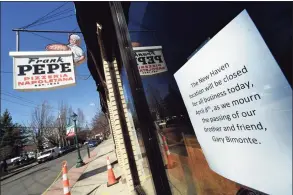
<box><xmin>9</xmin><ymin>51</ymin><xmax>76</xmax><ymax>91</ymax></box>
<box><xmin>174</xmin><ymin>10</ymin><xmax>292</xmax><ymax>195</ymax></box>
<box><xmin>133</xmin><ymin>46</ymin><xmax>167</xmax><ymax>76</ymax></box>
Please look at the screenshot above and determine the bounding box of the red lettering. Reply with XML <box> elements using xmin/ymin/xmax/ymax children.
<box><xmin>49</xmin><ymin>79</ymin><xmax>53</xmax><ymax>83</ymax></box>
<box><xmin>63</xmin><ymin>74</ymin><xmax>68</xmax><ymax>77</ymax></box>
<box><xmin>54</xmin><ymin>75</ymin><xmax>58</xmax><ymax>78</ymax></box>
<box><xmin>48</xmin><ymin>75</ymin><xmax>52</xmax><ymax>79</ymax></box>
<box><xmin>68</xmin><ymin>77</ymin><xmax>73</xmax><ymax>81</ymax></box>
<box><xmin>42</xmin><ymin>76</ymin><xmax>46</xmax><ymax>80</ymax></box>
<box><xmin>58</xmin><ymin>78</ymin><xmax>63</xmax><ymax>82</ymax></box>
<box><xmin>38</xmin><ymin>80</ymin><xmax>43</xmax><ymax>84</ymax></box>
<box><xmin>31</xmin><ymin>81</ymin><xmax>37</xmax><ymax>84</ymax></box>
<box><xmin>24</xmin><ymin>77</ymin><xmax>30</xmax><ymax>81</ymax></box>
<box><xmin>18</xmin><ymin>82</ymin><xmax>24</xmax><ymax>86</ymax></box>
<box><xmin>35</xmin><ymin>76</ymin><xmax>40</xmax><ymax>80</ymax></box>
<box><xmin>25</xmin><ymin>81</ymin><xmax>30</xmax><ymax>85</ymax></box>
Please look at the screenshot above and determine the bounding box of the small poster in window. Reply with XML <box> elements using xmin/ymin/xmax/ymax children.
<box><xmin>133</xmin><ymin>46</ymin><xmax>168</xmax><ymax>76</ymax></box>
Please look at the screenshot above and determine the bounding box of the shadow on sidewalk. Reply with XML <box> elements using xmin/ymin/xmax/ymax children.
<box><xmin>78</xmin><ymin>165</ymin><xmax>107</xmax><ymax>181</ymax></box>
<box><xmin>85</xmin><ymin>184</ymin><xmax>102</xmax><ymax>195</ymax></box>
<box><xmin>78</xmin><ymin>160</ymin><xmax>118</xmax><ymax>182</ymax></box>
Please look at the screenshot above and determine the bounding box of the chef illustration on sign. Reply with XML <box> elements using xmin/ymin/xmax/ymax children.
<box><xmin>67</xmin><ymin>34</ymin><xmax>85</xmax><ymax>66</ymax></box>
<box><xmin>45</xmin><ymin>33</ymin><xmax>86</xmax><ymax>66</ymax></box>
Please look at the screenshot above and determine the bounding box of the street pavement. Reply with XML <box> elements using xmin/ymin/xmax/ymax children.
<box><xmin>0</xmin><ymin>146</ymin><xmax>94</xmax><ymax>195</ymax></box>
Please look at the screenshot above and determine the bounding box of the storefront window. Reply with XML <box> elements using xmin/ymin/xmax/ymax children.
<box><xmin>118</xmin><ymin>2</ymin><xmax>291</xmax><ymax>195</ymax></box>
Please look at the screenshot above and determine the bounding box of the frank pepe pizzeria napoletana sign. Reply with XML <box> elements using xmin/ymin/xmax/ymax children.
<box><xmin>133</xmin><ymin>46</ymin><xmax>168</xmax><ymax>76</ymax></box>
<box><xmin>9</xmin><ymin>51</ymin><xmax>76</xmax><ymax>91</ymax></box>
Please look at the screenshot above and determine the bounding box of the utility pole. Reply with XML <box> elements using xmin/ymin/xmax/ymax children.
<box><xmin>16</xmin><ymin>31</ymin><xmax>20</xmax><ymax>51</ymax></box>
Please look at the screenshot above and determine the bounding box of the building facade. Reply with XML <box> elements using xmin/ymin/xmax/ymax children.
<box><xmin>75</xmin><ymin>2</ymin><xmax>292</xmax><ymax>195</ymax></box>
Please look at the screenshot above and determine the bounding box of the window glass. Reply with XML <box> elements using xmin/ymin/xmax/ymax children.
<box><xmin>125</xmin><ymin>2</ymin><xmax>291</xmax><ymax>195</ymax></box>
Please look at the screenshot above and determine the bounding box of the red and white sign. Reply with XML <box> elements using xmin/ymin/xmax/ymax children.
<box><xmin>9</xmin><ymin>51</ymin><xmax>76</xmax><ymax>91</ymax></box>
<box><xmin>66</xmin><ymin>125</ymin><xmax>75</xmax><ymax>137</ymax></box>
<box><xmin>133</xmin><ymin>46</ymin><xmax>167</xmax><ymax>76</ymax></box>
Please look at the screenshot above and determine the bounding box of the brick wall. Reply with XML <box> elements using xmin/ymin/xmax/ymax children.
<box><xmin>103</xmin><ymin>60</ymin><xmax>145</xmax><ymax>193</ymax></box>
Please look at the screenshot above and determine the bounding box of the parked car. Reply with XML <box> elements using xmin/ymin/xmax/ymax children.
<box><xmin>16</xmin><ymin>153</ymin><xmax>29</xmax><ymax>165</ymax></box>
<box><xmin>59</xmin><ymin>147</ymin><xmax>69</xmax><ymax>156</ymax></box>
<box><xmin>88</xmin><ymin>140</ymin><xmax>98</xmax><ymax>148</ymax></box>
<box><xmin>37</xmin><ymin>147</ymin><xmax>60</xmax><ymax>164</ymax></box>
<box><xmin>68</xmin><ymin>145</ymin><xmax>76</xmax><ymax>152</ymax></box>
<box><xmin>28</xmin><ymin>152</ymin><xmax>36</xmax><ymax>159</ymax></box>
<box><xmin>98</xmin><ymin>136</ymin><xmax>104</xmax><ymax>143</ymax></box>
<box><xmin>10</xmin><ymin>157</ymin><xmax>21</xmax><ymax>166</ymax></box>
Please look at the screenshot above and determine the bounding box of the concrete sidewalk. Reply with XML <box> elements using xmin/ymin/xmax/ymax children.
<box><xmin>70</xmin><ymin>138</ymin><xmax>128</xmax><ymax>195</ymax></box>
<box><xmin>45</xmin><ymin>138</ymin><xmax>128</xmax><ymax>195</ymax></box>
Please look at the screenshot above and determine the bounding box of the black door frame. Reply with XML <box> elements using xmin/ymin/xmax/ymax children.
<box><xmin>109</xmin><ymin>2</ymin><xmax>172</xmax><ymax>195</ymax></box>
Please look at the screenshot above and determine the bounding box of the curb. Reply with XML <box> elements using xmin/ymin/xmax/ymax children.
<box><xmin>45</xmin><ymin>149</ymin><xmax>98</xmax><ymax>195</ymax></box>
